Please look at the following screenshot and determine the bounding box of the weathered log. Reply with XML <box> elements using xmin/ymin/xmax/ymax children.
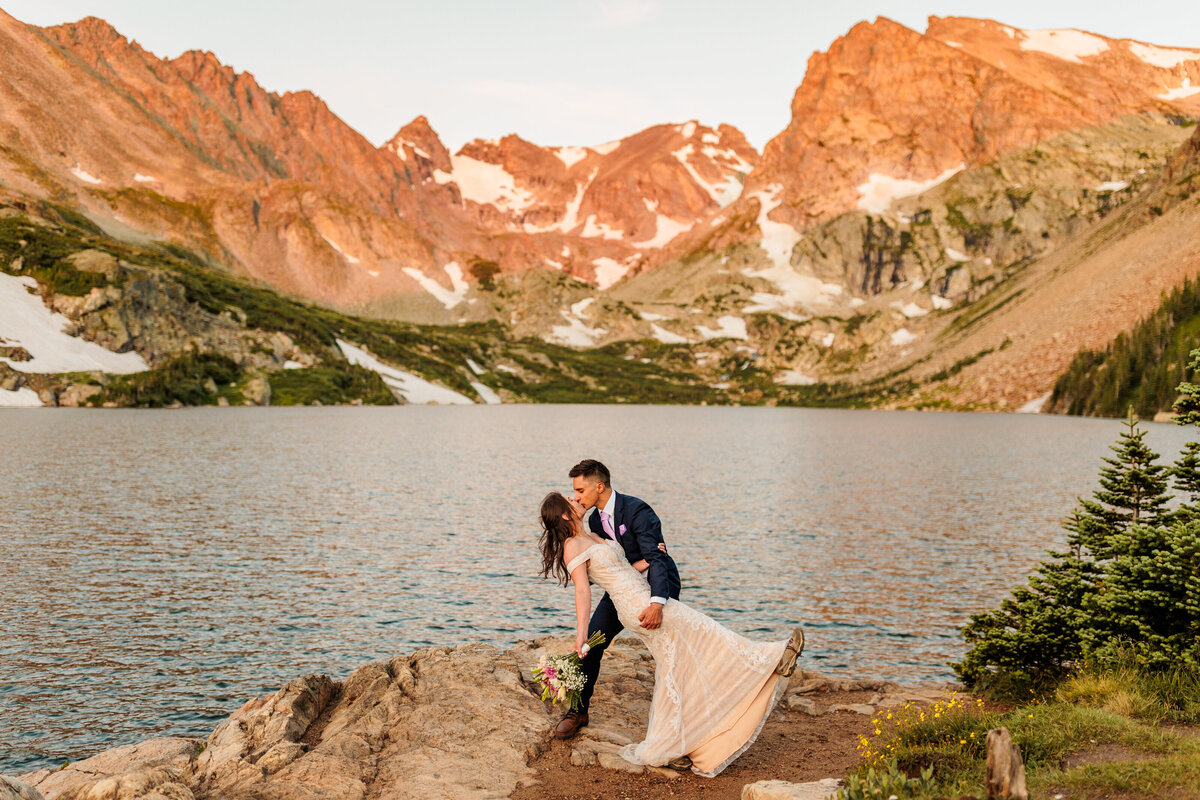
<box><xmin>985</xmin><ymin>727</ymin><xmax>1029</xmax><ymax>799</ymax></box>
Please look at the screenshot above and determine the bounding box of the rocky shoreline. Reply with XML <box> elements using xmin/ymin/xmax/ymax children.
<box><xmin>0</xmin><ymin>638</ymin><xmax>957</xmax><ymax>800</ymax></box>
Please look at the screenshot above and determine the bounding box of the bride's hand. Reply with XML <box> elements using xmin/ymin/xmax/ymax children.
<box><xmin>574</xmin><ymin>633</ymin><xmax>588</xmax><ymax>659</ymax></box>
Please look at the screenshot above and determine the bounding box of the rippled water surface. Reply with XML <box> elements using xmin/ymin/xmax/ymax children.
<box><xmin>1</xmin><ymin>406</ymin><xmax>1193</xmax><ymax>773</ymax></box>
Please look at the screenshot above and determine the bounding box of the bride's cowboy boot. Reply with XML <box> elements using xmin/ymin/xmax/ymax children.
<box><xmin>776</xmin><ymin>627</ymin><xmax>805</xmax><ymax>677</ymax></box>
<box><xmin>554</xmin><ymin>710</ymin><xmax>588</xmax><ymax>739</ymax></box>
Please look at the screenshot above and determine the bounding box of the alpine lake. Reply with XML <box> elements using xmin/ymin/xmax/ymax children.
<box><xmin>2</xmin><ymin>405</ymin><xmax>1194</xmax><ymax>773</ymax></box>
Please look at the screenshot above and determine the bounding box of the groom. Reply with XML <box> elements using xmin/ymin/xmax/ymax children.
<box><xmin>554</xmin><ymin>459</ymin><xmax>682</xmax><ymax>740</ymax></box>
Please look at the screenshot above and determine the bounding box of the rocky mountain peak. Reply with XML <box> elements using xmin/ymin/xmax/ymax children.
<box><xmin>388</xmin><ymin>115</ymin><xmax>453</xmax><ymax>172</ymax></box>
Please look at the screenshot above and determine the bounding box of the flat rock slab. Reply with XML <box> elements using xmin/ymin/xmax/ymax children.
<box><xmin>742</xmin><ymin>778</ymin><xmax>842</xmax><ymax>799</ymax></box>
<box><xmin>0</xmin><ymin>776</ymin><xmax>44</xmax><ymax>800</ymax></box>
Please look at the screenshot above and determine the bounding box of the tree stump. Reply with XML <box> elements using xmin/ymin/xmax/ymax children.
<box><xmin>985</xmin><ymin>727</ymin><xmax>1029</xmax><ymax>799</ymax></box>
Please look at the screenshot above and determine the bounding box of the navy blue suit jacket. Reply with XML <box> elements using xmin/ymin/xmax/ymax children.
<box><xmin>588</xmin><ymin>492</ymin><xmax>681</xmax><ymax>601</ymax></box>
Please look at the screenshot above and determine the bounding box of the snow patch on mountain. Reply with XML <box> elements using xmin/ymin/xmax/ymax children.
<box><xmin>548</xmin><ymin>299</ymin><xmax>605</xmax><ymax>347</ymax></box>
<box><xmin>401</xmin><ymin>262</ymin><xmax>468</xmax><ymax>309</ymax></box>
<box><xmin>0</xmin><ymin>386</ymin><xmax>42</xmax><ymax>407</ymax></box>
<box><xmin>1128</xmin><ymin>42</ymin><xmax>1200</xmax><ymax>69</ymax></box>
<box><xmin>581</xmin><ymin>215</ymin><xmax>623</xmax><ymax>240</ymax></box>
<box><xmin>695</xmin><ymin>316</ymin><xmax>748</xmax><ymax>341</ymax></box>
<box><xmin>649</xmin><ymin>323</ymin><xmax>688</xmax><ymax>344</ymax></box>
<box><xmin>470</xmin><ymin>381</ymin><xmax>501</xmax><ymax>404</ymax></box>
<box><xmin>133</xmin><ymin>173</ymin><xmax>156</xmax><ymax>182</ymax></box>
<box><xmin>890</xmin><ymin>328</ymin><xmax>917</xmax><ymax>346</ymax></box>
<box><xmin>592</xmin><ymin>257</ymin><xmax>629</xmax><ymax>290</ymax></box>
<box><xmin>1160</xmin><ymin>77</ymin><xmax>1200</xmax><ymax>100</ymax></box>
<box><xmin>336</xmin><ymin>339</ymin><xmax>473</xmax><ymax>404</ymax></box>
<box><xmin>555</xmin><ymin>146</ymin><xmax>590</xmax><ymax>168</ymax></box>
<box><xmin>70</xmin><ymin>166</ymin><xmax>102</xmax><ymax>185</ymax></box>
<box><xmin>434</xmin><ymin>154</ymin><xmax>534</xmax><ymax>211</ymax></box>
<box><xmin>856</xmin><ymin>164</ymin><xmax>964</xmax><ymax>214</ymax></box>
<box><xmin>320</xmin><ymin>233</ymin><xmax>361</xmax><ymax>264</ymax></box>
<box><xmin>945</xmin><ymin>247</ymin><xmax>971</xmax><ymax>262</ymax></box>
<box><xmin>774</xmin><ymin>370</ymin><xmax>817</xmax><ymax>386</ymax></box>
<box><xmin>0</xmin><ymin>273</ymin><xmax>148</xmax><ymax>374</ymax></box>
<box><xmin>634</xmin><ymin>214</ymin><xmax>692</xmax><ymax>248</ymax></box>
<box><xmin>746</xmin><ymin>185</ymin><xmax>802</xmax><ymax>271</ymax></box>
<box><xmin>1018</xmin><ymin>29</ymin><xmax>1109</xmax><ymax>63</ymax></box>
<box><xmin>680</xmin><ymin>121</ymin><xmax>697</xmax><ymax>139</ymax></box>
<box><xmin>1018</xmin><ymin>391</ymin><xmax>1052</xmax><ymax>414</ymax></box>
<box><xmin>891</xmin><ymin>301</ymin><xmax>928</xmax><ymax>318</ymax></box>
<box><xmin>1095</xmin><ymin>181</ymin><xmax>1129</xmax><ymax>192</ymax></box>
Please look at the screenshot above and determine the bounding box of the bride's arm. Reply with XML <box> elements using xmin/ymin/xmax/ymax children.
<box><xmin>568</xmin><ymin>561</ymin><xmax>592</xmax><ymax>656</ymax></box>
<box><xmin>631</xmin><ymin>543</ymin><xmax>666</xmax><ymax>572</ymax></box>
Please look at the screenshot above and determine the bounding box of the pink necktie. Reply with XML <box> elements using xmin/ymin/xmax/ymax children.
<box><xmin>600</xmin><ymin>511</ymin><xmax>617</xmax><ymax>541</ymax></box>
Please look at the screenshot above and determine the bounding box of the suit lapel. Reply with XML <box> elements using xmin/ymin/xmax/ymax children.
<box><xmin>612</xmin><ymin>493</ymin><xmax>625</xmax><ymax>544</ymax></box>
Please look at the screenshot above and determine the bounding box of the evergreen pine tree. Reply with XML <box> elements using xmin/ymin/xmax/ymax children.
<box><xmin>1172</xmin><ymin>347</ymin><xmax>1200</xmax><ymax>522</ymax></box>
<box><xmin>1073</xmin><ymin>408</ymin><xmax>1171</xmax><ymax>558</ymax></box>
<box><xmin>1171</xmin><ymin>442</ymin><xmax>1200</xmax><ymax>521</ymax></box>
<box><xmin>1089</xmin><ymin>519</ymin><xmax>1200</xmax><ymax>669</ymax></box>
<box><xmin>954</xmin><ymin>410</ymin><xmax>1172</xmax><ymax>687</ymax></box>
<box><xmin>1172</xmin><ymin>348</ymin><xmax>1200</xmax><ymax>428</ymax></box>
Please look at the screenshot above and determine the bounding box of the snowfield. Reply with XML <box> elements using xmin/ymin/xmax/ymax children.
<box><xmin>335</xmin><ymin>339</ymin><xmax>474</xmax><ymax>405</ymax></box>
<box><xmin>0</xmin><ymin>273</ymin><xmax>148</xmax><ymax>374</ymax></box>
<box><xmin>401</xmin><ymin>262</ymin><xmax>468</xmax><ymax>309</ymax></box>
<box><xmin>1127</xmin><ymin>42</ymin><xmax>1200</xmax><ymax>69</ymax></box>
<box><xmin>1018</xmin><ymin>28</ymin><xmax>1109</xmax><ymax>63</ymax></box>
<box><xmin>856</xmin><ymin>165</ymin><xmax>964</xmax><ymax>215</ymax></box>
<box><xmin>0</xmin><ymin>386</ymin><xmax>42</xmax><ymax>407</ymax></box>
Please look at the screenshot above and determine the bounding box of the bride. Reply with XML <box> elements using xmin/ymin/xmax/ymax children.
<box><xmin>538</xmin><ymin>492</ymin><xmax>804</xmax><ymax>777</ymax></box>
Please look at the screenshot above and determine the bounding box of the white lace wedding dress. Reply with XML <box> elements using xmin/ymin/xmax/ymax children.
<box><xmin>566</xmin><ymin>539</ymin><xmax>789</xmax><ymax>777</ymax></box>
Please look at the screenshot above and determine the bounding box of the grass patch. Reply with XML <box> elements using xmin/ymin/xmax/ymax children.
<box><xmin>0</xmin><ymin>216</ymin><xmax>119</xmax><ymax>295</ymax></box>
<box><xmin>269</xmin><ymin>365</ymin><xmax>396</xmax><ymax>406</ymax></box>
<box><xmin>89</xmin><ymin>353</ymin><xmax>241</xmax><ymax>408</ymax></box>
<box><xmin>842</xmin><ymin>663</ymin><xmax>1200</xmax><ymax>799</ymax></box>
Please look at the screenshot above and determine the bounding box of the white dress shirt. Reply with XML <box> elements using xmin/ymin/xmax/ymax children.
<box><xmin>599</xmin><ymin>491</ymin><xmax>666</xmax><ymax>607</ymax></box>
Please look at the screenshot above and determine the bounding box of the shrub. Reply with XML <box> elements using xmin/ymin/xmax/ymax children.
<box><xmin>90</xmin><ymin>353</ymin><xmax>241</xmax><ymax>407</ymax></box>
<box><xmin>833</xmin><ymin>759</ymin><xmax>937</xmax><ymax>800</ymax></box>
<box><xmin>269</xmin><ymin>365</ymin><xmax>396</xmax><ymax>406</ymax></box>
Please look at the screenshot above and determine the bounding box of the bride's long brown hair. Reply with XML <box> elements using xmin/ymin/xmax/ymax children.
<box><xmin>539</xmin><ymin>492</ymin><xmax>576</xmax><ymax>586</ymax></box>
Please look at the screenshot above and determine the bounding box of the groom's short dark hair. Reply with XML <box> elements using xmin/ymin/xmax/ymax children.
<box><xmin>569</xmin><ymin>459</ymin><xmax>611</xmax><ymax>487</ymax></box>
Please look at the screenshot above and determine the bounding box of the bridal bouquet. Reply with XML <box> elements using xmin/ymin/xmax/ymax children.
<box><xmin>531</xmin><ymin>631</ymin><xmax>606</xmax><ymax>711</ymax></box>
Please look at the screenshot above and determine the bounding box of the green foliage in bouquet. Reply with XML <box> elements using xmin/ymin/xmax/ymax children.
<box><xmin>531</xmin><ymin>631</ymin><xmax>606</xmax><ymax>711</ymax></box>
<box><xmin>955</xmin><ymin>353</ymin><xmax>1200</xmax><ymax>688</ymax></box>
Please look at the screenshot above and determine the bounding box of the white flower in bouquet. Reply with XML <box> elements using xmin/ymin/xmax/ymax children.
<box><xmin>530</xmin><ymin>632</ymin><xmax>606</xmax><ymax>711</ymax></box>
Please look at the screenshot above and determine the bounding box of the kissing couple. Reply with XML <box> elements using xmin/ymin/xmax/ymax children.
<box><xmin>538</xmin><ymin>459</ymin><xmax>804</xmax><ymax>777</ymax></box>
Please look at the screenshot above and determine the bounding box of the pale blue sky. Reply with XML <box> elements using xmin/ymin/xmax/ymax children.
<box><xmin>4</xmin><ymin>1</ymin><xmax>1199</xmax><ymax>152</ymax></box>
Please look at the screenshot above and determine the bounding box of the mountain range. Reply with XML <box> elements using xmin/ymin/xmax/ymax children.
<box><xmin>1</xmin><ymin>9</ymin><xmax>1199</xmax><ymax>410</ymax></box>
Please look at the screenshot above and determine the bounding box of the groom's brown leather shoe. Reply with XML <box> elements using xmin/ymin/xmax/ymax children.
<box><xmin>554</xmin><ymin>710</ymin><xmax>588</xmax><ymax>739</ymax></box>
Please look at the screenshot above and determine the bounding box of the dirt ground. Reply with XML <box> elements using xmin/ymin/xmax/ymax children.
<box><xmin>511</xmin><ymin>687</ymin><xmax>880</xmax><ymax>800</ymax></box>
